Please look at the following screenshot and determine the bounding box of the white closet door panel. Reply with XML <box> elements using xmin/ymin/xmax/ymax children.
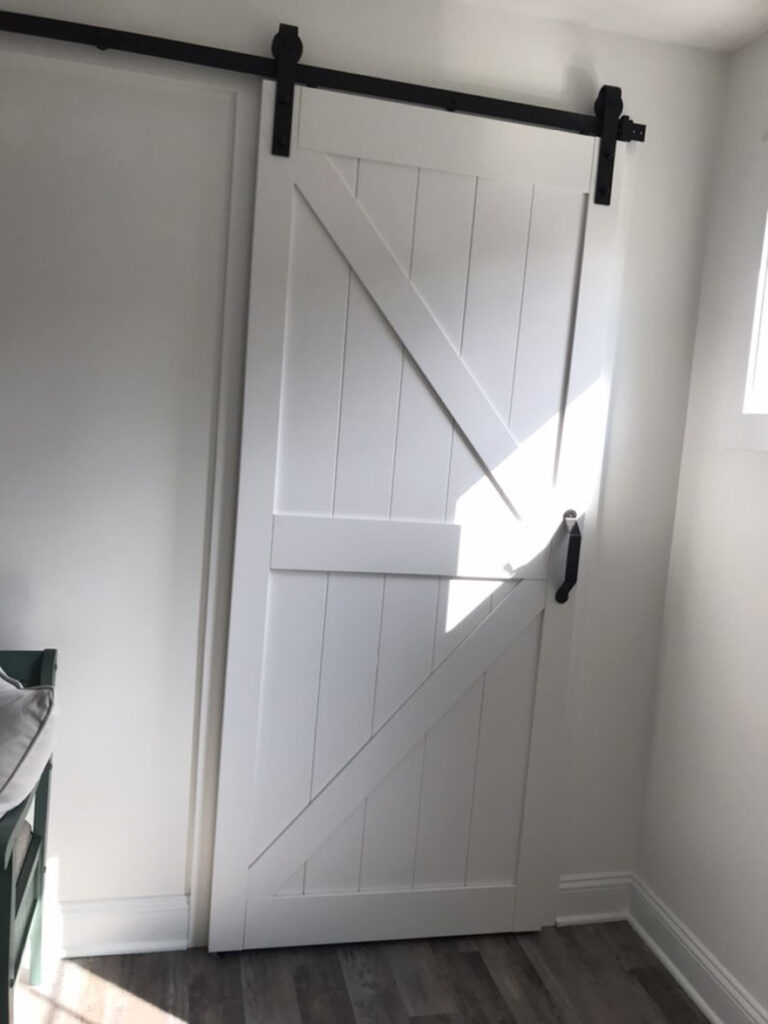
<box><xmin>444</xmin><ymin>428</ymin><xmax>529</xmax><ymax>577</ymax></box>
<box><xmin>373</xmin><ymin>576</ymin><xmax>439</xmax><ymax>730</ymax></box>
<box><xmin>333</xmin><ymin>277</ymin><xmax>402</xmax><ymax>517</ymax></box>
<box><xmin>244</xmin><ymin>580</ymin><xmax>547</xmax><ymax>901</ymax></box>
<box><xmin>389</xmin><ymin>357</ymin><xmax>454</xmax><ymax>522</ymax></box>
<box><xmin>410</xmin><ymin>169</ymin><xmax>476</xmax><ymax>349</ymax></box>
<box><xmin>359</xmin><ymin>742</ymin><xmax>424</xmax><ymax>891</ymax></box>
<box><xmin>298</xmin><ymin>88</ymin><xmax>595</xmax><ymax>190</ymax></box>
<box><xmin>387</xmin><ymin>165</ymin><xmax>476</xmax><ymax>525</ymax></box>
<box><xmin>276</xmin><ymin>196</ymin><xmax>349</xmax><ymax>514</ymax></box>
<box><xmin>462</xmin><ymin>178</ymin><xmax>533</xmax><ymax>420</ymax></box>
<box><xmin>305</xmin><ymin>805</ymin><xmax>366</xmax><ymax>894</ymax></box>
<box><xmin>333</xmin><ymin>157</ymin><xmax>419</xmax><ymax>519</ymax></box>
<box><xmin>502</xmin><ymin>187</ymin><xmax>587</xmax><ymax>522</ymax></box>
<box><xmin>357</xmin><ymin>159</ymin><xmax>419</xmax><ymax>271</ymax></box>
<box><xmin>377</xmin><ymin>176</ymin><xmax>452</xmax><ymax>779</ymax></box>
<box><xmin>446</xmin><ymin>428</ymin><xmax>511</xmax><ymax>522</ymax></box>
<box><xmin>510</xmin><ymin>187</ymin><xmax>587</xmax><ymax>442</ymax></box>
<box><xmin>432</xmin><ymin>578</ymin><xmax>497</xmax><ymax>668</ymax></box>
<box><xmin>279</xmin><ymin>868</ymin><xmax>306</xmax><ymax>896</ymax></box>
<box><xmin>312</xmin><ymin>574</ymin><xmax>384</xmax><ymax>796</ymax></box>
<box><xmin>413</xmin><ymin>679</ymin><xmax>484</xmax><ymax>888</ymax></box>
<box><xmin>329</xmin><ymin>154</ymin><xmax>359</xmax><ymax>192</ymax></box>
<box><xmin>250</xmin><ymin>572</ymin><xmax>327</xmax><ymax>856</ymax></box>
<box><xmin>465</xmin><ymin>616</ymin><xmax>542</xmax><ymax>886</ymax></box>
<box><xmin>295</xmin><ymin>151</ymin><xmax>518</xmax><ymax>486</ymax></box>
<box><xmin>213</xmin><ymin>80</ymin><xmax>625</xmax><ymax>949</ymax></box>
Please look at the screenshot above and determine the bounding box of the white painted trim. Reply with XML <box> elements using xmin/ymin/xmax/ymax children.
<box><xmin>208</xmin><ymin>81</ymin><xmax>299</xmax><ymax>951</ymax></box>
<box><xmin>186</xmin><ymin>83</ymin><xmax>260</xmax><ymax>948</ymax></box>
<box><xmin>60</xmin><ymin>896</ymin><xmax>189</xmax><ymax>959</ymax></box>
<box><xmin>630</xmin><ymin>877</ymin><xmax>768</xmax><ymax>1024</ymax></box>
<box><xmin>555</xmin><ymin>871</ymin><xmax>632</xmax><ymax>926</ymax></box>
<box><xmin>722</xmin><ymin>142</ymin><xmax>768</xmax><ymax>453</ymax></box>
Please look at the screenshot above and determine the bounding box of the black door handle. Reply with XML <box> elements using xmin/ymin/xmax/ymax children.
<box><xmin>555</xmin><ymin>510</ymin><xmax>581</xmax><ymax>604</ymax></box>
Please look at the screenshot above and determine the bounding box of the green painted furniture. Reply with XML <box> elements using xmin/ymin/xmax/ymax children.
<box><xmin>0</xmin><ymin>650</ymin><xmax>56</xmax><ymax>1024</ymax></box>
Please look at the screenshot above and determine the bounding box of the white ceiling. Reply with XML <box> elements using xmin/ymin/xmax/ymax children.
<box><xmin>461</xmin><ymin>0</ymin><xmax>768</xmax><ymax>51</ymax></box>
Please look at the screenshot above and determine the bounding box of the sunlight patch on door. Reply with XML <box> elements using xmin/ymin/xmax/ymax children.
<box><xmin>446</xmin><ymin>378</ymin><xmax>609</xmax><ymax>633</ymax></box>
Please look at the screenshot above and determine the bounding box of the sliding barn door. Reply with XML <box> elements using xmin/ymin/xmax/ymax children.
<box><xmin>210</xmin><ymin>82</ymin><xmax>623</xmax><ymax>950</ymax></box>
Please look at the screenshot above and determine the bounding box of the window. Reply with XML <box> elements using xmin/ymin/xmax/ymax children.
<box><xmin>743</xmin><ymin>210</ymin><xmax>768</xmax><ymax>415</ymax></box>
<box><xmin>725</xmin><ymin>181</ymin><xmax>768</xmax><ymax>452</ymax></box>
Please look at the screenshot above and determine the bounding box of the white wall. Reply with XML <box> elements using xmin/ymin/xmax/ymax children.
<box><xmin>0</xmin><ymin>32</ymin><xmax>257</xmax><ymax>951</ymax></box>
<box><xmin>0</xmin><ymin>0</ymin><xmax>723</xmax><ymax>945</ymax></box>
<box><xmin>638</xmin><ymin>28</ymin><xmax>768</xmax><ymax>1014</ymax></box>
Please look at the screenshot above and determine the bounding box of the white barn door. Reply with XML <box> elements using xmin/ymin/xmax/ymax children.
<box><xmin>210</xmin><ymin>82</ymin><xmax>623</xmax><ymax>950</ymax></box>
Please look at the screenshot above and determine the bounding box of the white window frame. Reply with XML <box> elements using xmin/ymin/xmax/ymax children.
<box><xmin>725</xmin><ymin>143</ymin><xmax>768</xmax><ymax>452</ymax></box>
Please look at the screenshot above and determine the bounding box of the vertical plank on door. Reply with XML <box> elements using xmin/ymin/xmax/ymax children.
<box><xmin>373</xmin><ymin>576</ymin><xmax>440</xmax><ymax>730</ymax></box>
<box><xmin>445</xmin><ymin>420</ymin><xmax>515</xmax><ymax>527</ymax></box>
<box><xmin>389</xmin><ymin>168</ymin><xmax>476</xmax><ymax>523</ymax></box>
<box><xmin>279</xmin><ymin>867</ymin><xmax>306</xmax><ymax>896</ymax></box>
<box><xmin>359</xmin><ymin>742</ymin><xmax>424</xmax><ymax>891</ymax></box>
<box><xmin>436</xmin><ymin>431</ymin><xmax>510</xmax><ymax>657</ymax></box>
<box><xmin>409</xmin><ymin>169</ymin><xmax>476</xmax><ymax>351</ymax></box>
<box><xmin>333</xmin><ymin>281</ymin><xmax>403</xmax><ymax>517</ymax></box>
<box><xmin>413</xmin><ymin>677</ymin><xmax>484</xmax><ymax>887</ymax></box>
<box><xmin>366</xmin><ymin>167</ymin><xmax>480</xmax><ymax>878</ymax></box>
<box><xmin>328</xmin><ymin>155</ymin><xmax>359</xmax><ymax>193</ymax></box>
<box><xmin>503</xmin><ymin>188</ymin><xmax>586</xmax><ymax>522</ymax></box>
<box><xmin>305</xmin><ymin>805</ymin><xmax>366</xmax><ymax>893</ymax></box>
<box><xmin>275</xmin><ymin>195</ymin><xmax>349</xmax><ymax>515</ymax></box>
<box><xmin>465</xmin><ymin>615</ymin><xmax>542</xmax><ymax>885</ymax></box>
<box><xmin>357</xmin><ymin>159</ymin><xmax>419</xmax><ymax>271</ymax></box>
<box><xmin>333</xmin><ymin>159</ymin><xmax>417</xmax><ymax>519</ymax></box>
<box><xmin>432</xmin><ymin>577</ymin><xmax>497</xmax><ymax>668</ymax></box>
<box><xmin>312</xmin><ymin>574</ymin><xmax>384</xmax><ymax>796</ymax></box>
<box><xmin>462</xmin><ymin>178</ymin><xmax>532</xmax><ymax>421</ymax></box>
<box><xmin>434</xmin><ymin>179</ymin><xmax>534</xmax><ymax>658</ymax></box>
<box><xmin>509</xmin><ymin>187</ymin><xmax>586</xmax><ymax>442</ymax></box>
<box><xmin>317</xmin><ymin>159</ymin><xmax>422</xmax><ymax>890</ymax></box>
<box><xmin>388</xmin><ymin>355</ymin><xmax>454</xmax><ymax>522</ymax></box>
<box><xmin>251</xmin><ymin>572</ymin><xmax>328</xmax><ymax>857</ymax></box>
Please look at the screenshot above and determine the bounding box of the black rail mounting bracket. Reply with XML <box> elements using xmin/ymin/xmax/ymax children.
<box><xmin>271</xmin><ymin>23</ymin><xmax>303</xmax><ymax>156</ymax></box>
<box><xmin>594</xmin><ymin>85</ymin><xmax>624</xmax><ymax>205</ymax></box>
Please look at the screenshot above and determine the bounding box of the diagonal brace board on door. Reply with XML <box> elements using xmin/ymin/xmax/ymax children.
<box><xmin>0</xmin><ymin>12</ymin><xmax>645</xmax><ymax>205</ymax></box>
<box><xmin>294</xmin><ymin>149</ymin><xmax>522</xmax><ymax>511</ymax></box>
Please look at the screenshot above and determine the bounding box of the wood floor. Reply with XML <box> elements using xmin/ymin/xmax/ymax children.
<box><xmin>15</xmin><ymin>922</ymin><xmax>708</xmax><ymax>1024</ymax></box>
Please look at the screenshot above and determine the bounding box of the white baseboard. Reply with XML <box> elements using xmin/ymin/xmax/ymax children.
<box><xmin>60</xmin><ymin>895</ymin><xmax>190</xmax><ymax>958</ymax></box>
<box><xmin>630</xmin><ymin>877</ymin><xmax>768</xmax><ymax>1024</ymax></box>
<box><xmin>556</xmin><ymin>871</ymin><xmax>633</xmax><ymax>925</ymax></box>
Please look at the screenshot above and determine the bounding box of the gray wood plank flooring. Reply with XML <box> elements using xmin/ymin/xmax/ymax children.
<box><xmin>15</xmin><ymin>922</ymin><xmax>709</xmax><ymax>1024</ymax></box>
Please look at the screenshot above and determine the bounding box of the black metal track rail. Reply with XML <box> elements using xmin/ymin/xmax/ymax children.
<box><xmin>0</xmin><ymin>10</ymin><xmax>646</xmax><ymax>204</ymax></box>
